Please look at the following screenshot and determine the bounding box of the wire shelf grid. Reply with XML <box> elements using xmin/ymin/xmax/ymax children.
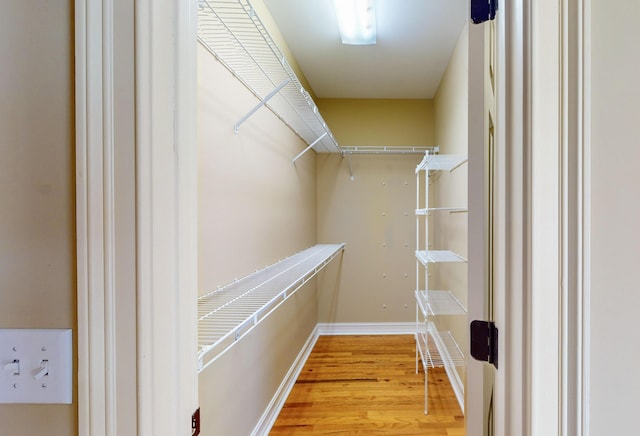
<box><xmin>416</xmin><ymin>250</ymin><xmax>467</xmax><ymax>265</ymax></box>
<box><xmin>415</xmin><ymin>290</ymin><xmax>467</xmax><ymax>316</ymax></box>
<box><xmin>340</xmin><ymin>146</ymin><xmax>436</xmax><ymax>155</ymax></box>
<box><xmin>415</xmin><ymin>207</ymin><xmax>468</xmax><ymax>215</ymax></box>
<box><xmin>198</xmin><ymin>0</ymin><xmax>340</xmax><ymax>153</ymax></box>
<box><xmin>416</xmin><ymin>154</ymin><xmax>467</xmax><ymax>173</ymax></box>
<box><xmin>415</xmin><ymin>323</ymin><xmax>465</xmax><ymax>369</ymax></box>
<box><xmin>197</xmin><ymin>243</ymin><xmax>345</xmax><ymax>371</ymax></box>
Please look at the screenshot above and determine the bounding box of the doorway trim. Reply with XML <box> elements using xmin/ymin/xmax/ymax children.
<box><xmin>518</xmin><ymin>0</ymin><xmax>590</xmax><ymax>434</ymax></box>
<box><xmin>560</xmin><ymin>0</ymin><xmax>591</xmax><ymax>434</ymax></box>
<box><xmin>495</xmin><ymin>0</ymin><xmax>529</xmax><ymax>434</ymax></box>
<box><xmin>135</xmin><ymin>0</ymin><xmax>199</xmax><ymax>434</ymax></box>
<box><xmin>75</xmin><ymin>0</ymin><xmax>199</xmax><ymax>434</ymax></box>
<box><xmin>477</xmin><ymin>0</ymin><xmax>590</xmax><ymax>434</ymax></box>
<box><xmin>75</xmin><ymin>1</ymin><xmax>127</xmax><ymax>433</ymax></box>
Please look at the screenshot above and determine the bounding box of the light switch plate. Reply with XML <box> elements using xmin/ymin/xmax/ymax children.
<box><xmin>0</xmin><ymin>329</ymin><xmax>72</xmax><ymax>404</ymax></box>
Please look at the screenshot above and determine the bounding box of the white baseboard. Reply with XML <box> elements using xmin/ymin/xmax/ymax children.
<box><xmin>317</xmin><ymin>322</ymin><xmax>415</xmax><ymax>335</ymax></box>
<box><xmin>251</xmin><ymin>324</ymin><xmax>320</xmax><ymax>436</ymax></box>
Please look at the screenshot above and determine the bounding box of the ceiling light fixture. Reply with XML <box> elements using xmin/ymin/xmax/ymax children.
<box><xmin>333</xmin><ymin>0</ymin><xmax>377</xmax><ymax>45</ymax></box>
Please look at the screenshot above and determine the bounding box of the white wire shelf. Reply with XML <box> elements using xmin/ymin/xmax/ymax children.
<box><xmin>197</xmin><ymin>243</ymin><xmax>345</xmax><ymax>371</ymax></box>
<box><xmin>415</xmin><ymin>323</ymin><xmax>465</xmax><ymax>369</ymax></box>
<box><xmin>415</xmin><ymin>207</ymin><xmax>468</xmax><ymax>215</ymax></box>
<box><xmin>197</xmin><ymin>0</ymin><xmax>340</xmax><ymax>154</ymax></box>
<box><xmin>415</xmin><ymin>290</ymin><xmax>467</xmax><ymax>316</ymax></box>
<box><xmin>416</xmin><ymin>250</ymin><xmax>467</xmax><ymax>265</ymax></box>
<box><xmin>340</xmin><ymin>146</ymin><xmax>436</xmax><ymax>155</ymax></box>
<box><xmin>416</xmin><ymin>154</ymin><xmax>467</xmax><ymax>173</ymax></box>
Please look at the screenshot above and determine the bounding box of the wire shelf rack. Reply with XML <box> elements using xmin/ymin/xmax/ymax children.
<box><xmin>340</xmin><ymin>146</ymin><xmax>436</xmax><ymax>155</ymax></box>
<box><xmin>415</xmin><ymin>290</ymin><xmax>467</xmax><ymax>316</ymax></box>
<box><xmin>197</xmin><ymin>0</ymin><xmax>340</xmax><ymax>153</ymax></box>
<box><xmin>416</xmin><ymin>250</ymin><xmax>467</xmax><ymax>265</ymax></box>
<box><xmin>415</xmin><ymin>322</ymin><xmax>465</xmax><ymax>369</ymax></box>
<box><xmin>197</xmin><ymin>243</ymin><xmax>345</xmax><ymax>371</ymax></box>
<box><xmin>415</xmin><ymin>154</ymin><xmax>467</xmax><ymax>173</ymax></box>
<box><xmin>415</xmin><ymin>207</ymin><xmax>468</xmax><ymax>215</ymax></box>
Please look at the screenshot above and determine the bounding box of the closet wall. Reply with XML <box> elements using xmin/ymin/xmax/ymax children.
<box><xmin>0</xmin><ymin>1</ymin><xmax>76</xmax><ymax>435</ymax></box>
<box><xmin>316</xmin><ymin>99</ymin><xmax>435</xmax><ymax>323</ymax></box>
<box><xmin>197</xmin><ymin>40</ymin><xmax>321</xmax><ymax>433</ymax></box>
<box><xmin>432</xmin><ymin>23</ymin><xmax>469</xmax><ymax>384</ymax></box>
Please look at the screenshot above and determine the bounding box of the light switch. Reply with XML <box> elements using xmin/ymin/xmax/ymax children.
<box><xmin>4</xmin><ymin>360</ymin><xmax>20</xmax><ymax>376</ymax></box>
<box><xmin>0</xmin><ymin>329</ymin><xmax>72</xmax><ymax>404</ymax></box>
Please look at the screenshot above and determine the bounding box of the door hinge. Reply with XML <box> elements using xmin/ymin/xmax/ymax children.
<box><xmin>470</xmin><ymin>320</ymin><xmax>498</xmax><ymax>369</ymax></box>
<box><xmin>192</xmin><ymin>407</ymin><xmax>200</xmax><ymax>436</ymax></box>
<box><xmin>471</xmin><ymin>0</ymin><xmax>498</xmax><ymax>24</ymax></box>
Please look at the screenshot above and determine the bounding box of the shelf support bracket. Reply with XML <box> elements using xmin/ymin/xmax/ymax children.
<box><xmin>347</xmin><ymin>153</ymin><xmax>354</xmax><ymax>181</ymax></box>
<box><xmin>292</xmin><ymin>132</ymin><xmax>327</xmax><ymax>164</ymax></box>
<box><xmin>234</xmin><ymin>78</ymin><xmax>291</xmax><ymax>133</ymax></box>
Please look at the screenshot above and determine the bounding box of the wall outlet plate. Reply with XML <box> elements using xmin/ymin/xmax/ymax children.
<box><xmin>0</xmin><ymin>329</ymin><xmax>72</xmax><ymax>404</ymax></box>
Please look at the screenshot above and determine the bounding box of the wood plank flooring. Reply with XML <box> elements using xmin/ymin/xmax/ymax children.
<box><xmin>270</xmin><ymin>335</ymin><xmax>465</xmax><ymax>435</ymax></box>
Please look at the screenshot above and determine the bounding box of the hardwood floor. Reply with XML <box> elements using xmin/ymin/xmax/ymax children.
<box><xmin>270</xmin><ymin>335</ymin><xmax>465</xmax><ymax>435</ymax></box>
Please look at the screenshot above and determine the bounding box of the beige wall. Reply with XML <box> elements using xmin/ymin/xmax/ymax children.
<box><xmin>432</xmin><ymin>24</ymin><xmax>469</xmax><ymax>381</ymax></box>
<box><xmin>316</xmin><ymin>100</ymin><xmax>434</xmax><ymax>323</ymax></box>
<box><xmin>317</xmin><ymin>99</ymin><xmax>435</xmax><ymax>146</ymax></box>
<box><xmin>589</xmin><ymin>1</ymin><xmax>640</xmax><ymax>433</ymax></box>
<box><xmin>198</xmin><ymin>44</ymin><xmax>318</xmax><ymax>291</ymax></box>
<box><xmin>197</xmin><ymin>40</ymin><xmax>320</xmax><ymax>433</ymax></box>
<box><xmin>317</xmin><ymin>153</ymin><xmax>421</xmax><ymax>322</ymax></box>
<box><xmin>0</xmin><ymin>1</ymin><xmax>77</xmax><ymax>434</ymax></box>
<box><xmin>198</xmin><ymin>283</ymin><xmax>316</xmax><ymax>435</ymax></box>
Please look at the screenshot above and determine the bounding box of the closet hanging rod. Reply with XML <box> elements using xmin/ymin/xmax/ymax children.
<box><xmin>340</xmin><ymin>146</ymin><xmax>437</xmax><ymax>155</ymax></box>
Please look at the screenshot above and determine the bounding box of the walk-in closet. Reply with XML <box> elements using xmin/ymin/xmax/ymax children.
<box><xmin>197</xmin><ymin>0</ymin><xmax>469</xmax><ymax>433</ymax></box>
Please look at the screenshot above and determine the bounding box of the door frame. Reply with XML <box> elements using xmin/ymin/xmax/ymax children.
<box><xmin>466</xmin><ymin>0</ymin><xmax>590</xmax><ymax>434</ymax></box>
<box><xmin>74</xmin><ymin>0</ymin><xmax>590</xmax><ymax>434</ymax></box>
<box><xmin>75</xmin><ymin>0</ymin><xmax>198</xmax><ymax>434</ymax></box>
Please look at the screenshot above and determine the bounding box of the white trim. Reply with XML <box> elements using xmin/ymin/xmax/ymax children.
<box><xmin>317</xmin><ymin>322</ymin><xmax>415</xmax><ymax>335</ymax></box>
<box><xmin>75</xmin><ymin>0</ymin><xmax>118</xmax><ymax>434</ymax></box>
<box><xmin>495</xmin><ymin>2</ymin><xmax>509</xmax><ymax>434</ymax></box>
<box><xmin>498</xmin><ymin>0</ymin><xmax>529</xmax><ymax>434</ymax></box>
<box><xmin>465</xmin><ymin>17</ymin><xmax>487</xmax><ymax>436</ymax></box>
<box><xmin>135</xmin><ymin>0</ymin><xmax>199</xmax><ymax>434</ymax></box>
<box><xmin>561</xmin><ymin>0</ymin><xmax>589</xmax><ymax>434</ymax></box>
<box><xmin>252</xmin><ymin>325</ymin><xmax>321</xmax><ymax>436</ymax></box>
<box><xmin>176</xmin><ymin>0</ymin><xmax>200</xmax><ymax>431</ymax></box>
<box><xmin>581</xmin><ymin>1</ymin><xmax>591</xmax><ymax>433</ymax></box>
<box><xmin>529</xmin><ymin>0</ymin><xmax>563</xmax><ymax>432</ymax></box>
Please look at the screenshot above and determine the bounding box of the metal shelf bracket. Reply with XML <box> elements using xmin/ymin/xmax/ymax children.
<box><xmin>234</xmin><ymin>78</ymin><xmax>291</xmax><ymax>134</ymax></box>
<box><xmin>292</xmin><ymin>132</ymin><xmax>327</xmax><ymax>164</ymax></box>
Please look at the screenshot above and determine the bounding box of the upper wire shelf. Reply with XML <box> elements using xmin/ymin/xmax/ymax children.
<box><xmin>415</xmin><ymin>290</ymin><xmax>467</xmax><ymax>316</ymax></box>
<box><xmin>197</xmin><ymin>243</ymin><xmax>345</xmax><ymax>372</ymax></box>
<box><xmin>416</xmin><ymin>207</ymin><xmax>468</xmax><ymax>215</ymax></box>
<box><xmin>198</xmin><ymin>0</ymin><xmax>340</xmax><ymax>154</ymax></box>
<box><xmin>416</xmin><ymin>154</ymin><xmax>467</xmax><ymax>173</ymax></box>
<box><xmin>416</xmin><ymin>250</ymin><xmax>467</xmax><ymax>265</ymax></box>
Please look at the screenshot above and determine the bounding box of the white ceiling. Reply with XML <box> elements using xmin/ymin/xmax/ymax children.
<box><xmin>263</xmin><ymin>0</ymin><xmax>467</xmax><ymax>99</ymax></box>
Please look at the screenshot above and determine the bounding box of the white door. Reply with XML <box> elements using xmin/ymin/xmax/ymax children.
<box><xmin>467</xmin><ymin>6</ymin><xmax>501</xmax><ymax>436</ymax></box>
<box><xmin>467</xmin><ymin>0</ymin><xmax>530</xmax><ymax>433</ymax></box>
